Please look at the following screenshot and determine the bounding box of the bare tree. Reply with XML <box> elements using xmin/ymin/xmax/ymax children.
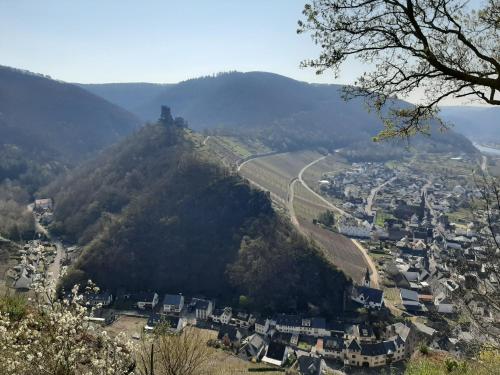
<box><xmin>456</xmin><ymin>171</ymin><xmax>500</xmax><ymax>343</ymax></box>
<box><xmin>298</xmin><ymin>0</ymin><xmax>500</xmax><ymax>139</ymax></box>
<box><xmin>136</xmin><ymin>327</ymin><xmax>214</xmax><ymax>375</ymax></box>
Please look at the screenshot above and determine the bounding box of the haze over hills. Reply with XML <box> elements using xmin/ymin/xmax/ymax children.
<box><xmin>0</xmin><ymin>66</ymin><xmax>141</xmax><ymax>165</ymax></box>
<box><xmin>45</xmin><ymin>117</ymin><xmax>348</xmax><ymax>315</ymax></box>
<box><xmin>76</xmin><ymin>82</ymin><xmax>171</xmax><ymax>117</ymax></box>
<box><xmin>440</xmin><ymin>106</ymin><xmax>500</xmax><ymax>143</ymax></box>
<box><xmin>81</xmin><ymin>71</ymin><xmax>477</xmax><ymax>157</ymax></box>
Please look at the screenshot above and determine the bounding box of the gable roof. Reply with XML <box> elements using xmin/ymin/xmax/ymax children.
<box><xmin>191</xmin><ymin>298</ymin><xmax>210</xmax><ymax>310</ymax></box>
<box><xmin>360</xmin><ymin>340</ymin><xmax>397</xmax><ymax>356</ymax></box>
<box><xmin>347</xmin><ymin>339</ymin><xmax>361</xmax><ymax>352</ymax></box>
<box><xmin>355</xmin><ymin>286</ymin><xmax>384</xmax><ymax>304</ymax></box>
<box><xmin>265</xmin><ymin>342</ymin><xmax>287</xmax><ymax>361</ymax></box>
<box><xmin>147</xmin><ymin>314</ymin><xmax>179</xmax><ymax>329</ymax></box>
<box><xmin>323</xmin><ymin>336</ymin><xmax>345</xmax><ymax>351</ymax></box>
<box><xmin>217</xmin><ymin>324</ymin><xmax>240</xmax><ymax>341</ymax></box>
<box><xmin>163</xmin><ymin>294</ymin><xmax>183</xmax><ymax>306</ymax></box>
<box><xmin>400</xmin><ymin>288</ymin><xmax>419</xmax><ymax>302</ymax></box>
<box><xmin>298</xmin><ymin>356</ymin><xmax>322</xmax><ymax>375</ymax></box>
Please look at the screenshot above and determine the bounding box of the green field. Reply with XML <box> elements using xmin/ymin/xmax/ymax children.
<box><xmin>375</xmin><ymin>211</ymin><xmax>394</xmax><ymax>227</ymax></box>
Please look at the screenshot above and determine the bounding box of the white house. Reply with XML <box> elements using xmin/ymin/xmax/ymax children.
<box><xmin>162</xmin><ymin>294</ymin><xmax>184</xmax><ymax>314</ymax></box>
<box><xmin>131</xmin><ymin>292</ymin><xmax>159</xmax><ymax>310</ymax></box>
<box><xmin>273</xmin><ymin>314</ymin><xmax>329</xmax><ymax>337</ymax></box>
<box><xmin>351</xmin><ymin>286</ymin><xmax>384</xmax><ymax>310</ymax></box>
<box><xmin>190</xmin><ymin>298</ymin><xmax>213</xmax><ymax>320</ymax></box>
<box><xmin>211</xmin><ymin>307</ymin><xmax>232</xmax><ymax>324</ymax></box>
<box><xmin>255</xmin><ymin>317</ymin><xmax>270</xmax><ymax>335</ymax></box>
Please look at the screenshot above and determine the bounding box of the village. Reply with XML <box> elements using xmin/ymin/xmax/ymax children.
<box><xmin>314</xmin><ymin>156</ymin><xmax>499</xmax><ymax>356</ymax></box>
<box><xmin>2</xmin><ymin>152</ymin><xmax>498</xmax><ymax>375</ymax></box>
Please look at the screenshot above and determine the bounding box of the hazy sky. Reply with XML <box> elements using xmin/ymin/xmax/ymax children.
<box><xmin>0</xmin><ymin>0</ymin><xmax>488</xmax><ymax>106</ymax></box>
<box><xmin>0</xmin><ymin>0</ymin><xmax>368</xmax><ymax>85</ymax></box>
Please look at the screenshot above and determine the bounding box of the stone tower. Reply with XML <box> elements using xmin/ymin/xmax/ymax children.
<box><xmin>159</xmin><ymin>105</ymin><xmax>174</xmax><ymax>126</ymax></box>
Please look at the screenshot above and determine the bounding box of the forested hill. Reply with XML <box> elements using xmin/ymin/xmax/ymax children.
<box><xmin>46</xmin><ymin>120</ymin><xmax>348</xmax><ymax>315</ymax></box>
<box><xmin>0</xmin><ymin>66</ymin><xmax>141</xmax><ymax>164</ymax></box>
<box><xmin>81</xmin><ymin>71</ymin><xmax>477</xmax><ymax>156</ymax></box>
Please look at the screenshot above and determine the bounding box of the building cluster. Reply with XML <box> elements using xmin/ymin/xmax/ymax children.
<box><xmin>317</xmin><ymin>159</ymin><xmax>499</xmax><ymax>349</ymax></box>
<box><xmin>7</xmin><ymin>240</ymin><xmax>56</xmax><ymax>290</ymax></box>
<box><xmin>319</xmin><ymin>162</ymin><xmax>395</xmax><ymax>220</ymax></box>
<box><xmin>83</xmin><ymin>286</ymin><xmax>443</xmax><ymax>372</ymax></box>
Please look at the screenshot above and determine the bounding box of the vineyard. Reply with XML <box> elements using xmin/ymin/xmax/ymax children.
<box><xmin>238</xmin><ymin>150</ymin><xmax>370</xmax><ymax>283</ymax></box>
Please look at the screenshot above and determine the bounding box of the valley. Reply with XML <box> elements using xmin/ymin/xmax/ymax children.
<box><xmin>0</xmin><ymin>67</ymin><xmax>497</xmax><ymax>375</ymax></box>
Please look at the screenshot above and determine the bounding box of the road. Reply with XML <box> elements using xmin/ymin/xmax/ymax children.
<box><xmin>481</xmin><ymin>155</ymin><xmax>488</xmax><ymax>174</ymax></box>
<box><xmin>27</xmin><ymin>203</ymin><xmax>64</xmax><ymax>286</ymax></box>
<box><xmin>241</xmin><ymin>151</ymin><xmax>378</xmax><ymax>286</ymax></box>
<box><xmin>365</xmin><ymin>177</ymin><xmax>396</xmax><ymax>216</ymax></box>
<box><xmin>236</xmin><ymin>150</ymin><xmax>280</xmax><ymax>172</ymax></box>
<box><xmin>296</xmin><ymin>155</ymin><xmax>354</xmax><ymax>219</ymax></box>
<box><xmin>295</xmin><ymin>155</ymin><xmax>379</xmax><ymax>287</ymax></box>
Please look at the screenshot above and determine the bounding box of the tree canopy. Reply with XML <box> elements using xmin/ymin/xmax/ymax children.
<box><xmin>298</xmin><ymin>0</ymin><xmax>500</xmax><ymax>139</ymax></box>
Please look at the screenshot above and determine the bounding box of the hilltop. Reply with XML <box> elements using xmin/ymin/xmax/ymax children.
<box><xmin>0</xmin><ymin>66</ymin><xmax>141</xmax><ymax>240</ymax></box>
<box><xmin>0</xmin><ymin>66</ymin><xmax>141</xmax><ymax>165</ymax></box>
<box><xmin>45</xmin><ymin>114</ymin><xmax>348</xmax><ymax>315</ymax></box>
<box><xmin>81</xmin><ymin>71</ymin><xmax>477</xmax><ymax>157</ymax></box>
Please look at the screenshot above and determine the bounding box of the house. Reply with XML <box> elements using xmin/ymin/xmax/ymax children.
<box><xmin>211</xmin><ymin>307</ymin><xmax>232</xmax><ymax>325</ymax></box>
<box><xmin>84</xmin><ymin>291</ymin><xmax>113</xmax><ymax>307</ymax></box>
<box><xmin>162</xmin><ymin>294</ymin><xmax>184</xmax><ymax>314</ymax></box>
<box><xmin>130</xmin><ymin>292</ymin><xmax>159</xmax><ymax>310</ymax></box>
<box><xmin>435</xmin><ymin>303</ymin><xmax>456</xmax><ymax>315</ymax></box>
<box><xmin>145</xmin><ymin>314</ymin><xmax>186</xmax><ymax>333</ymax></box>
<box><xmin>358</xmin><ymin>323</ymin><xmax>376</xmax><ymax>343</ymax></box>
<box><xmin>274</xmin><ymin>314</ymin><xmax>329</xmax><ymax>337</ymax></box>
<box><xmin>217</xmin><ymin>324</ymin><xmax>243</xmax><ymax>347</ymax></box>
<box><xmin>242</xmin><ymin>333</ymin><xmax>267</xmax><ymax>361</ymax></box>
<box><xmin>231</xmin><ymin>311</ymin><xmax>255</xmax><ymax>328</ymax></box>
<box><xmin>262</xmin><ymin>342</ymin><xmax>289</xmax><ymax>367</ymax></box>
<box><xmin>321</xmin><ymin>335</ymin><xmax>345</xmax><ymax>360</ymax></box>
<box><xmin>400</xmin><ymin>288</ymin><xmax>419</xmax><ymax>303</ymax></box>
<box><xmin>297</xmin><ymin>356</ymin><xmax>324</xmax><ymax>375</ymax></box>
<box><xmin>34</xmin><ymin>198</ymin><xmax>53</xmax><ymax>212</ymax></box>
<box><xmin>345</xmin><ymin>338</ymin><xmax>406</xmax><ymax>367</ymax></box>
<box><xmin>189</xmin><ymin>298</ymin><xmax>213</xmax><ymax>320</ymax></box>
<box><xmin>351</xmin><ymin>286</ymin><xmax>384</xmax><ymax>309</ymax></box>
<box><xmin>255</xmin><ymin>317</ymin><xmax>270</xmax><ymax>335</ymax></box>
<box><xmin>338</xmin><ymin>221</ymin><xmax>372</xmax><ymax>238</ymax></box>
<box><xmin>412</xmin><ymin>322</ymin><xmax>437</xmax><ymax>344</ymax></box>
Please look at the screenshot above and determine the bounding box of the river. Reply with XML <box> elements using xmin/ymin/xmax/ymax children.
<box><xmin>473</xmin><ymin>143</ymin><xmax>500</xmax><ymax>156</ymax></box>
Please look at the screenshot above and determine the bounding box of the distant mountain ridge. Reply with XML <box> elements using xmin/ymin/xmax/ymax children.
<box><xmin>76</xmin><ymin>82</ymin><xmax>171</xmax><ymax>117</ymax></box>
<box><xmin>440</xmin><ymin>106</ymin><xmax>500</xmax><ymax>142</ymax></box>
<box><xmin>80</xmin><ymin>71</ymin><xmax>477</xmax><ymax>156</ymax></box>
<box><xmin>0</xmin><ymin>65</ymin><xmax>141</xmax><ymax>163</ymax></box>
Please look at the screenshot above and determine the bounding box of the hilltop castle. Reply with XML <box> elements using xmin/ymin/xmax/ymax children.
<box><xmin>159</xmin><ymin>105</ymin><xmax>187</xmax><ymax>128</ymax></box>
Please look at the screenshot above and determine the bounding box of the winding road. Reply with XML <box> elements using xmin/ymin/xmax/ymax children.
<box><xmin>239</xmin><ymin>150</ymin><xmax>379</xmax><ymax>286</ymax></box>
<box><xmin>293</xmin><ymin>155</ymin><xmax>379</xmax><ymax>288</ymax></box>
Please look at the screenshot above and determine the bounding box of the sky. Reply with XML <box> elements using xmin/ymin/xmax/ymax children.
<box><xmin>0</xmin><ymin>0</ymin><xmax>366</xmax><ymax>85</ymax></box>
<box><xmin>0</xmin><ymin>0</ymin><xmax>488</xmax><ymax>106</ymax></box>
